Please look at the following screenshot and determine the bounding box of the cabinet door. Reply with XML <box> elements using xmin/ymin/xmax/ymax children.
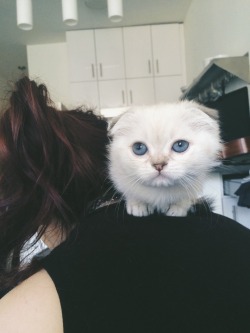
<box><xmin>66</xmin><ymin>30</ymin><xmax>96</xmax><ymax>82</ymax></box>
<box><xmin>95</xmin><ymin>28</ymin><xmax>125</xmax><ymax>80</ymax></box>
<box><xmin>70</xmin><ymin>82</ymin><xmax>99</xmax><ymax>109</ymax></box>
<box><xmin>123</xmin><ymin>26</ymin><xmax>153</xmax><ymax>78</ymax></box>
<box><xmin>222</xmin><ymin>196</ymin><xmax>250</xmax><ymax>229</ymax></box>
<box><xmin>154</xmin><ymin>76</ymin><xmax>183</xmax><ymax>103</ymax></box>
<box><xmin>99</xmin><ymin>80</ymin><xmax>127</xmax><ymax>108</ymax></box>
<box><xmin>151</xmin><ymin>24</ymin><xmax>182</xmax><ymax>76</ymax></box>
<box><xmin>235</xmin><ymin>206</ymin><xmax>250</xmax><ymax>229</ymax></box>
<box><xmin>222</xmin><ymin>196</ymin><xmax>237</xmax><ymax>220</ymax></box>
<box><xmin>126</xmin><ymin>78</ymin><xmax>155</xmax><ymax>106</ymax></box>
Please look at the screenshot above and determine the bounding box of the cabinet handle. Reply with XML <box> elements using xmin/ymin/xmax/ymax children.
<box><xmin>91</xmin><ymin>64</ymin><xmax>95</xmax><ymax>78</ymax></box>
<box><xmin>129</xmin><ymin>90</ymin><xmax>133</xmax><ymax>104</ymax></box>
<box><xmin>148</xmin><ymin>60</ymin><xmax>151</xmax><ymax>74</ymax></box>
<box><xmin>122</xmin><ymin>90</ymin><xmax>125</xmax><ymax>104</ymax></box>
<box><xmin>99</xmin><ymin>63</ymin><xmax>103</xmax><ymax>77</ymax></box>
<box><xmin>156</xmin><ymin>59</ymin><xmax>159</xmax><ymax>74</ymax></box>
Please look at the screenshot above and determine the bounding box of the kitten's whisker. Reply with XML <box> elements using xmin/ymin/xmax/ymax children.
<box><xmin>178</xmin><ymin>179</ymin><xmax>194</xmax><ymax>202</ymax></box>
<box><xmin>179</xmin><ymin>174</ymin><xmax>202</xmax><ymax>199</ymax></box>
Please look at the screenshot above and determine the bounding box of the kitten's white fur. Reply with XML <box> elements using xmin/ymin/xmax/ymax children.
<box><xmin>108</xmin><ymin>101</ymin><xmax>222</xmax><ymax>217</ymax></box>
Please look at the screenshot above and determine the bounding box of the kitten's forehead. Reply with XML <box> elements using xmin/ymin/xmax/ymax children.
<box><xmin>109</xmin><ymin>101</ymin><xmax>219</xmax><ymax>139</ymax></box>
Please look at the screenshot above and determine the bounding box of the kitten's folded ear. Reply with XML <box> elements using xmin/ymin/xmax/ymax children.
<box><xmin>107</xmin><ymin>113</ymin><xmax>121</xmax><ymax>132</ymax></box>
<box><xmin>108</xmin><ymin>108</ymin><xmax>133</xmax><ymax>136</ymax></box>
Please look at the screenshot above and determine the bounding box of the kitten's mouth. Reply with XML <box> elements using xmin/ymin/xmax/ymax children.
<box><xmin>154</xmin><ymin>172</ymin><xmax>169</xmax><ymax>182</ymax></box>
<box><xmin>156</xmin><ymin>171</ymin><xmax>167</xmax><ymax>178</ymax></box>
<box><xmin>150</xmin><ymin>173</ymin><xmax>172</xmax><ymax>187</ymax></box>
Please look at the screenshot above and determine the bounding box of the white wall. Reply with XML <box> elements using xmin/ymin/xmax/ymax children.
<box><xmin>0</xmin><ymin>72</ymin><xmax>28</xmax><ymax>110</ymax></box>
<box><xmin>27</xmin><ymin>43</ymin><xmax>71</xmax><ymax>108</ymax></box>
<box><xmin>0</xmin><ymin>76</ymin><xmax>10</xmax><ymax>109</ymax></box>
<box><xmin>184</xmin><ymin>0</ymin><xmax>250</xmax><ymax>85</ymax></box>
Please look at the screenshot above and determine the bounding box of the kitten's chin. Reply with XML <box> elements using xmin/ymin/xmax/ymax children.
<box><xmin>147</xmin><ymin>174</ymin><xmax>174</xmax><ymax>187</ymax></box>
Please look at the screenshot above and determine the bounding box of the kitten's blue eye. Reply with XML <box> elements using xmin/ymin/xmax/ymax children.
<box><xmin>172</xmin><ymin>140</ymin><xmax>189</xmax><ymax>153</ymax></box>
<box><xmin>132</xmin><ymin>142</ymin><xmax>148</xmax><ymax>155</ymax></box>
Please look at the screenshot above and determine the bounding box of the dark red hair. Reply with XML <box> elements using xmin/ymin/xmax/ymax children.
<box><xmin>0</xmin><ymin>76</ymin><xmax>108</xmax><ymax>287</ymax></box>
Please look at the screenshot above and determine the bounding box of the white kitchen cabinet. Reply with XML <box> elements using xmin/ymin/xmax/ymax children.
<box><xmin>234</xmin><ymin>206</ymin><xmax>250</xmax><ymax>229</ymax></box>
<box><xmin>99</xmin><ymin>80</ymin><xmax>127</xmax><ymax>108</ymax></box>
<box><xmin>123</xmin><ymin>24</ymin><xmax>183</xmax><ymax>79</ymax></box>
<box><xmin>154</xmin><ymin>76</ymin><xmax>183</xmax><ymax>103</ymax></box>
<box><xmin>66</xmin><ymin>30</ymin><xmax>96</xmax><ymax>82</ymax></box>
<box><xmin>123</xmin><ymin>26</ymin><xmax>153</xmax><ymax>78</ymax></box>
<box><xmin>151</xmin><ymin>24</ymin><xmax>182</xmax><ymax>76</ymax></box>
<box><xmin>95</xmin><ymin>28</ymin><xmax>125</xmax><ymax>80</ymax></box>
<box><xmin>67</xmin><ymin>28</ymin><xmax>125</xmax><ymax>82</ymax></box>
<box><xmin>222</xmin><ymin>196</ymin><xmax>237</xmax><ymax>220</ymax></box>
<box><xmin>222</xmin><ymin>195</ymin><xmax>250</xmax><ymax>229</ymax></box>
<box><xmin>126</xmin><ymin>78</ymin><xmax>155</xmax><ymax>106</ymax></box>
<box><xmin>67</xmin><ymin>24</ymin><xmax>185</xmax><ymax>109</ymax></box>
<box><xmin>70</xmin><ymin>81</ymin><xmax>99</xmax><ymax>109</ymax></box>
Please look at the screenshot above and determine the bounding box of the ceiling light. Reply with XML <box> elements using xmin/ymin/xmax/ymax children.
<box><xmin>62</xmin><ymin>0</ymin><xmax>78</xmax><ymax>26</ymax></box>
<box><xmin>107</xmin><ymin>0</ymin><xmax>123</xmax><ymax>23</ymax></box>
<box><xmin>16</xmin><ymin>0</ymin><xmax>33</xmax><ymax>31</ymax></box>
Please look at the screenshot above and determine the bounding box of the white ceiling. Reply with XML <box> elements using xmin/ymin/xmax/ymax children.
<box><xmin>0</xmin><ymin>0</ymin><xmax>192</xmax><ymax>80</ymax></box>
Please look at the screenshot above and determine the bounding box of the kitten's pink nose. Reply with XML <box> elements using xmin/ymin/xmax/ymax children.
<box><xmin>153</xmin><ymin>163</ymin><xmax>166</xmax><ymax>172</ymax></box>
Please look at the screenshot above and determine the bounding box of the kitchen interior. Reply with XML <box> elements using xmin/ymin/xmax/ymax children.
<box><xmin>1</xmin><ymin>0</ymin><xmax>250</xmax><ymax>227</ymax></box>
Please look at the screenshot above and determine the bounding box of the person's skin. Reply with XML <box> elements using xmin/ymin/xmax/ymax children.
<box><xmin>0</xmin><ymin>223</ymin><xmax>69</xmax><ymax>332</ymax></box>
<box><xmin>0</xmin><ymin>269</ymin><xmax>63</xmax><ymax>333</ymax></box>
<box><xmin>41</xmin><ymin>223</ymin><xmax>67</xmax><ymax>249</ymax></box>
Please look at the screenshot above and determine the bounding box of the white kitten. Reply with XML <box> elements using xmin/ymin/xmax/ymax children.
<box><xmin>108</xmin><ymin>101</ymin><xmax>222</xmax><ymax>217</ymax></box>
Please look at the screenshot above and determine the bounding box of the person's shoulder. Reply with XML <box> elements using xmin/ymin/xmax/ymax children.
<box><xmin>78</xmin><ymin>203</ymin><xmax>250</xmax><ymax>250</ymax></box>
<box><xmin>0</xmin><ymin>269</ymin><xmax>63</xmax><ymax>333</ymax></box>
<box><xmin>85</xmin><ymin>201</ymin><xmax>245</xmax><ymax>230</ymax></box>
<box><xmin>44</xmin><ymin>203</ymin><xmax>250</xmax><ymax>275</ymax></box>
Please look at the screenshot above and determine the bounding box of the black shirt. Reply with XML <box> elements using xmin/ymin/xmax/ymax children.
<box><xmin>42</xmin><ymin>203</ymin><xmax>250</xmax><ymax>333</ymax></box>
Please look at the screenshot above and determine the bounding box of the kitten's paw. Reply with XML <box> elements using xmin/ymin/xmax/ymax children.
<box><xmin>126</xmin><ymin>202</ymin><xmax>153</xmax><ymax>217</ymax></box>
<box><xmin>166</xmin><ymin>204</ymin><xmax>188</xmax><ymax>217</ymax></box>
